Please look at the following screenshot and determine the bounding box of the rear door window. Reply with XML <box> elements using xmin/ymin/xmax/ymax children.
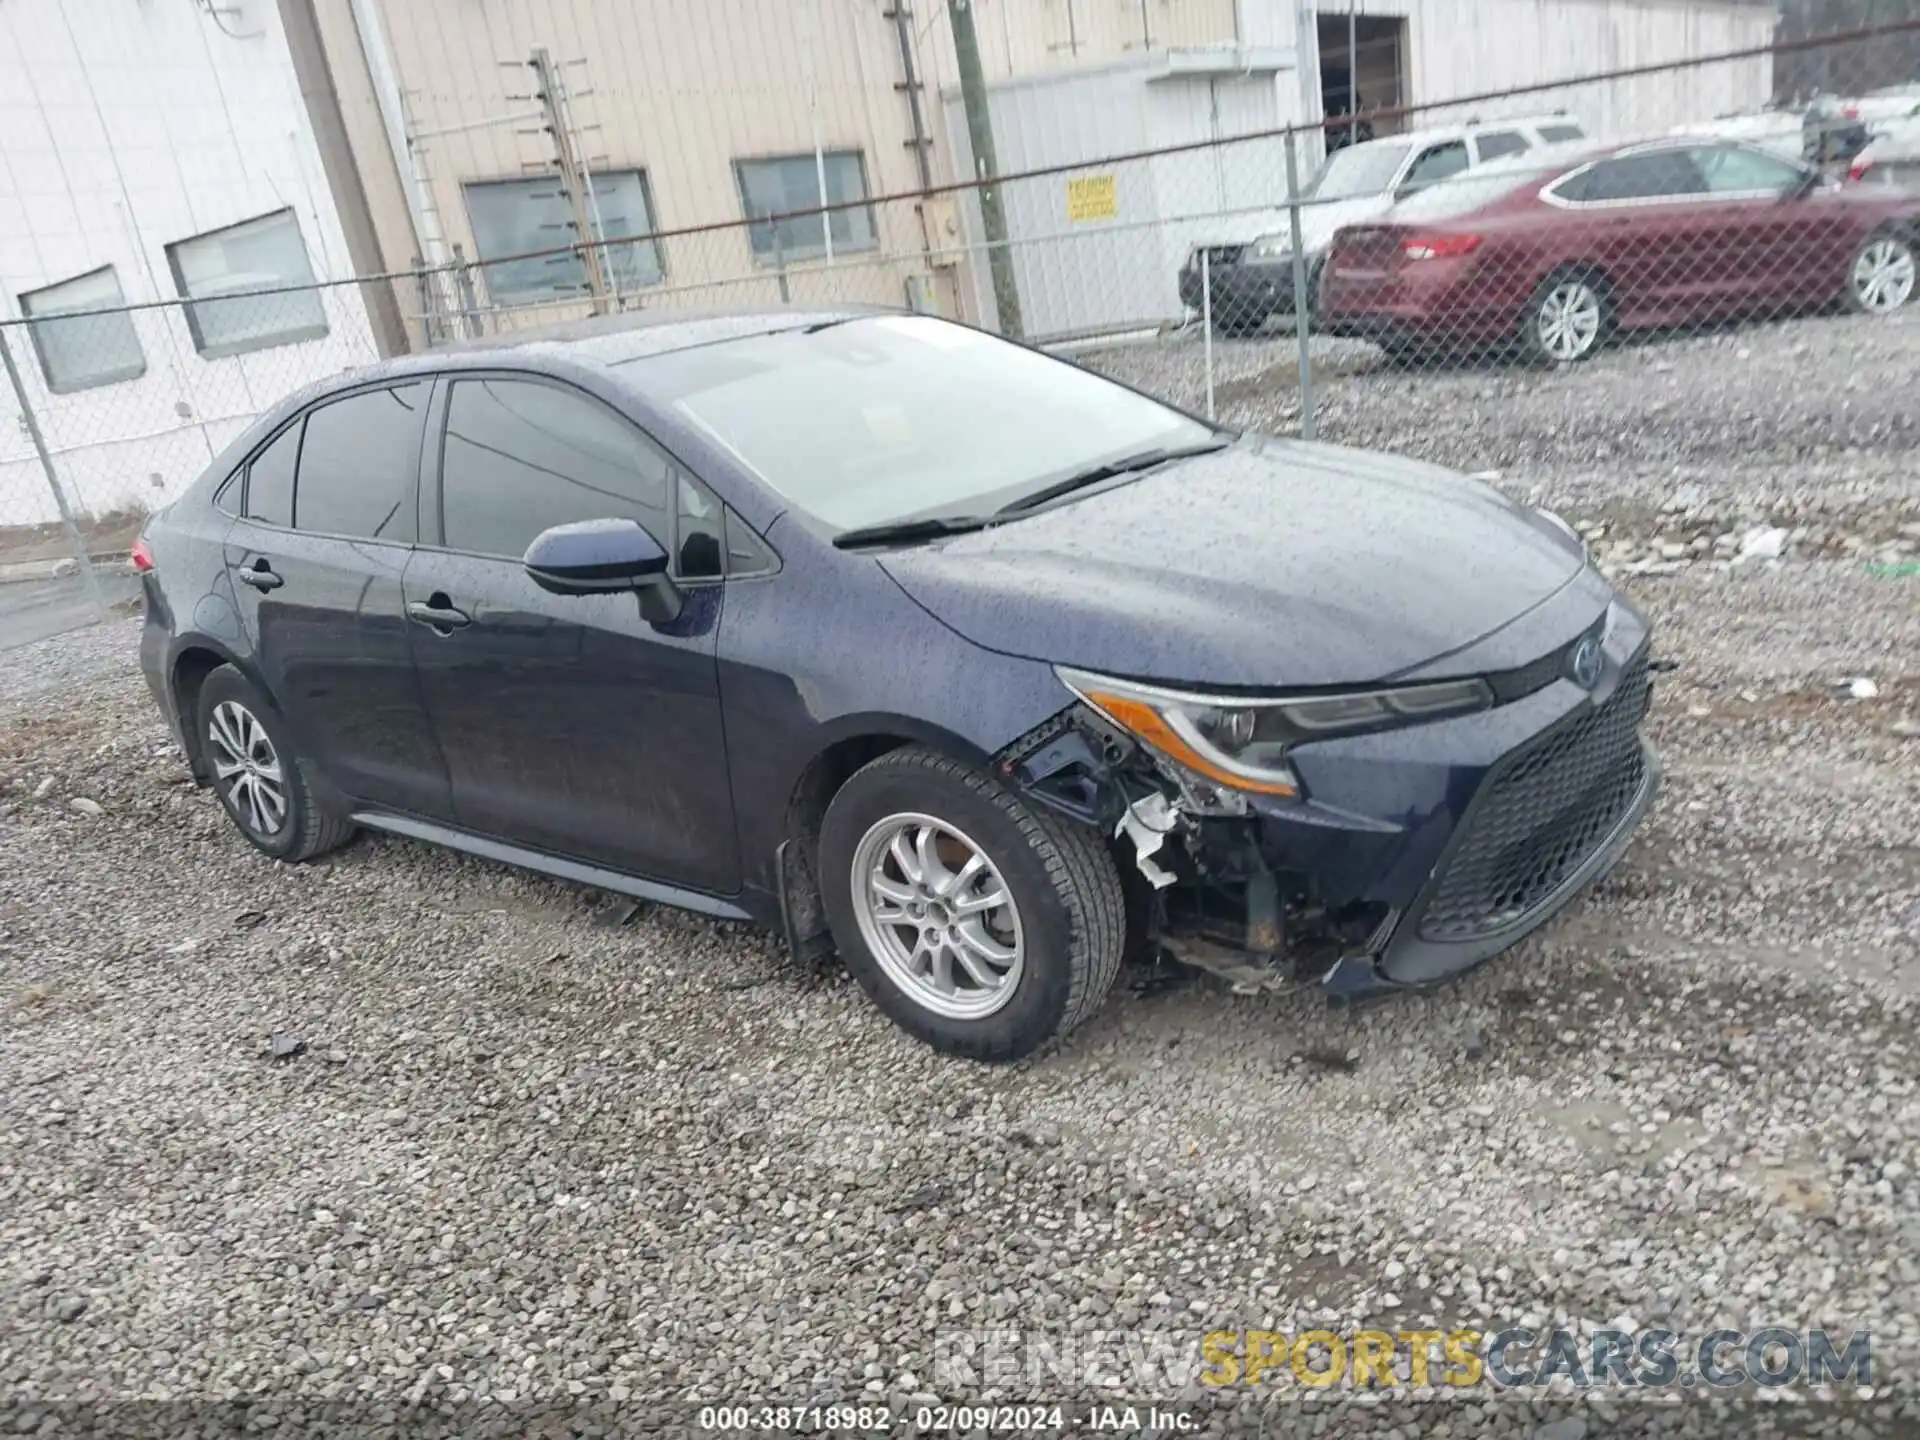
<box><xmin>1538</xmin><ymin>123</ymin><xmax>1586</xmax><ymax>143</ymax></box>
<box><xmin>294</xmin><ymin>383</ymin><xmax>428</xmax><ymax>541</ymax></box>
<box><xmin>1566</xmin><ymin>150</ymin><xmax>1707</xmax><ymax>202</ymax></box>
<box><xmin>1474</xmin><ymin>131</ymin><xmax>1529</xmax><ymax>161</ymax></box>
<box><xmin>243</xmin><ymin>420</ymin><xmax>301</xmax><ymax>529</ymax></box>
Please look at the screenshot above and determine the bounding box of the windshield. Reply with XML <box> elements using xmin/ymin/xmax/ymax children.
<box><xmin>617</xmin><ymin>316</ymin><xmax>1214</xmax><ymax>531</ymax></box>
<box><xmin>1305</xmin><ymin>141</ymin><xmax>1413</xmax><ymax>201</ymax></box>
<box><xmin>1389</xmin><ymin>169</ymin><xmax>1536</xmax><ymax>220</ymax></box>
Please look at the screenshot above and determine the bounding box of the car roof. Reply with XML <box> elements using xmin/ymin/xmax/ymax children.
<box><xmin>345</xmin><ymin>304</ymin><xmax>892</xmax><ymax>384</ymax></box>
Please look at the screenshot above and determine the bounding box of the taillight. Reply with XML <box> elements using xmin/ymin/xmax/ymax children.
<box><xmin>131</xmin><ymin>537</ymin><xmax>154</xmax><ymax>573</ymax></box>
<box><xmin>1848</xmin><ymin>158</ymin><xmax>1874</xmax><ymax>183</ymax></box>
<box><xmin>1402</xmin><ymin>234</ymin><xmax>1482</xmax><ymax>261</ymax></box>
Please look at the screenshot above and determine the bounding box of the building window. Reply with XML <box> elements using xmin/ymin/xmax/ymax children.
<box><xmin>734</xmin><ymin>152</ymin><xmax>877</xmax><ymax>263</ymax></box>
<box><xmin>166</xmin><ymin>209</ymin><xmax>329</xmax><ymax>358</ymax></box>
<box><xmin>464</xmin><ymin>170</ymin><xmax>665</xmax><ymax>306</ymax></box>
<box><xmin>18</xmin><ymin>267</ymin><xmax>147</xmax><ymax>393</ymax></box>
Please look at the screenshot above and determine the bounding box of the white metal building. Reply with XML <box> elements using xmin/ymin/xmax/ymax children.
<box><xmin>940</xmin><ymin>49</ymin><xmax>1300</xmax><ymax>340</ymax></box>
<box><xmin>0</xmin><ymin>0</ymin><xmax>380</xmax><ymax>529</ymax></box>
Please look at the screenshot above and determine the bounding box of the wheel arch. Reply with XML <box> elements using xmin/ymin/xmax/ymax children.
<box><xmin>1535</xmin><ymin>258</ymin><xmax>1618</xmax><ymax>300</ymax></box>
<box><xmin>168</xmin><ymin>636</ymin><xmax>259</xmax><ymax>784</ymax></box>
<box><xmin>775</xmin><ymin>716</ymin><xmax>998</xmax><ymax>955</ymax></box>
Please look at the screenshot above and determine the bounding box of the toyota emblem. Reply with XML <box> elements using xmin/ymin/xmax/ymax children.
<box><xmin>1570</xmin><ymin>634</ymin><xmax>1604</xmax><ymax>690</ymax></box>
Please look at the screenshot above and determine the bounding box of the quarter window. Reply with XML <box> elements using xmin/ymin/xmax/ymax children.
<box><xmin>735</xmin><ymin>152</ymin><xmax>878</xmax><ymax>262</ymax></box>
<box><xmin>1537</xmin><ymin>123</ymin><xmax>1586</xmax><ymax>144</ymax></box>
<box><xmin>294</xmin><ymin>384</ymin><xmax>428</xmax><ymax>541</ymax></box>
<box><xmin>439</xmin><ymin>378</ymin><xmax>675</xmax><ymax>561</ymax></box>
<box><xmin>1692</xmin><ymin>144</ymin><xmax>1804</xmax><ymax>194</ymax></box>
<box><xmin>244</xmin><ymin>421</ymin><xmax>301</xmax><ymax>530</ymax></box>
<box><xmin>724</xmin><ymin>508</ymin><xmax>777</xmax><ymax>575</ymax></box>
<box><xmin>18</xmin><ymin>267</ymin><xmax>146</xmax><ymax>393</ymax></box>
<box><xmin>676</xmin><ymin>475</ymin><xmax>726</xmax><ymax>579</ymax></box>
<box><xmin>1475</xmin><ymin>131</ymin><xmax>1529</xmax><ymax>161</ymax></box>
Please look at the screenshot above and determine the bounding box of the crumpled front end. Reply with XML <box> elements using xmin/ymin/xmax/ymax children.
<box><xmin>993</xmin><ymin>599</ymin><xmax>1660</xmax><ymax>997</ymax></box>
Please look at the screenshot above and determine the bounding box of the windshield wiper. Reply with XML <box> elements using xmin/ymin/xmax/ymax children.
<box><xmin>995</xmin><ymin>439</ymin><xmax>1234</xmax><ymax>516</ymax></box>
<box><xmin>831</xmin><ymin>513</ymin><xmax>996</xmax><ymax>550</ymax></box>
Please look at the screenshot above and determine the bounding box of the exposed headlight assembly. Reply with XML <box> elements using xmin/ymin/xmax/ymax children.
<box><xmin>1250</xmin><ymin>234</ymin><xmax>1292</xmax><ymax>260</ymax></box>
<box><xmin>1057</xmin><ymin>667</ymin><xmax>1494</xmax><ymax>800</ymax></box>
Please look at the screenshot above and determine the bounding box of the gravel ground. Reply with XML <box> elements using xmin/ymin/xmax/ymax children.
<box><xmin>3</xmin><ymin>313</ymin><xmax>1918</xmax><ymax>1437</ymax></box>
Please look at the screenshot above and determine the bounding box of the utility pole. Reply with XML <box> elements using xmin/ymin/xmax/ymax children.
<box><xmin>947</xmin><ymin>0</ymin><xmax>1022</xmax><ymax>338</ymax></box>
<box><xmin>530</xmin><ymin>45</ymin><xmax>609</xmax><ymax>314</ymax></box>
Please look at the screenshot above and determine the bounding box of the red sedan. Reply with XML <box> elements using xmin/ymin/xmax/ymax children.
<box><xmin>1319</xmin><ymin>137</ymin><xmax>1920</xmax><ymax>362</ymax></box>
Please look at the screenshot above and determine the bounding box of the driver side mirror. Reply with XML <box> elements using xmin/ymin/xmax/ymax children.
<box><xmin>524</xmin><ymin>517</ymin><xmax>682</xmax><ymax>621</ymax></box>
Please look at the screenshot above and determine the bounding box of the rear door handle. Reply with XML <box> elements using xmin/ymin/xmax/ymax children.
<box><xmin>237</xmin><ymin>558</ymin><xmax>283</xmax><ymax>592</ymax></box>
<box><xmin>407</xmin><ymin>597</ymin><xmax>471</xmax><ymax>632</ymax></box>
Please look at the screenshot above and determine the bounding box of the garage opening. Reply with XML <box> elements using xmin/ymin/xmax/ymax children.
<box><xmin>1315</xmin><ymin>12</ymin><xmax>1409</xmax><ymax>150</ymax></box>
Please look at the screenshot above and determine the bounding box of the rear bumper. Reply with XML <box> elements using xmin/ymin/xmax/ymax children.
<box><xmin>138</xmin><ymin>584</ymin><xmax>180</xmax><ymax>746</ymax></box>
<box><xmin>1319</xmin><ymin>261</ymin><xmax>1522</xmax><ymax>347</ymax></box>
<box><xmin>137</xmin><ymin>578</ymin><xmax>204</xmax><ymax>781</ymax></box>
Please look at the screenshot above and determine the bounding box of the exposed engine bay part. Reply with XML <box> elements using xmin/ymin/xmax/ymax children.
<box><xmin>994</xmin><ymin>704</ymin><xmax>1399</xmax><ymax>994</ymax></box>
<box><xmin>1114</xmin><ymin>792</ymin><xmax>1179</xmax><ymax>889</ymax></box>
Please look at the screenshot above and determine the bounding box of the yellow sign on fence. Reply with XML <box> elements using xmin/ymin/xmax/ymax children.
<box><xmin>1066</xmin><ymin>173</ymin><xmax>1118</xmax><ymax>223</ymax></box>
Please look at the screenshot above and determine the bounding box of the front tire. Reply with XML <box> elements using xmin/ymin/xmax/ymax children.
<box><xmin>1844</xmin><ymin>230</ymin><xmax>1916</xmax><ymax>315</ymax></box>
<box><xmin>818</xmin><ymin>747</ymin><xmax>1125</xmax><ymax>1062</ymax></box>
<box><xmin>196</xmin><ymin>665</ymin><xmax>354</xmax><ymax>862</ymax></box>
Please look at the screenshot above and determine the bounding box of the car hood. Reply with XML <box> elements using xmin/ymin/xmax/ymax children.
<box><xmin>878</xmin><ymin>439</ymin><xmax>1588</xmax><ymax>688</ymax></box>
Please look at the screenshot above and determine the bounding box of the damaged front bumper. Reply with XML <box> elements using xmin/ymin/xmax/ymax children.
<box><xmin>995</xmin><ymin>605</ymin><xmax>1660</xmax><ymax>998</ymax></box>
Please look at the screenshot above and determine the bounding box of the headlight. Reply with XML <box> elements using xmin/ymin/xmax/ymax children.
<box><xmin>1057</xmin><ymin>667</ymin><xmax>1494</xmax><ymax>799</ymax></box>
<box><xmin>1251</xmin><ymin>234</ymin><xmax>1291</xmax><ymax>260</ymax></box>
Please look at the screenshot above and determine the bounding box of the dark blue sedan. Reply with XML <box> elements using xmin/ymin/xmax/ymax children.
<box><xmin>134</xmin><ymin>308</ymin><xmax>1657</xmax><ymax>1061</ymax></box>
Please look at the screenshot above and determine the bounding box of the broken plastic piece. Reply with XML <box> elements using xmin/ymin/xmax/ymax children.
<box><xmin>1114</xmin><ymin>792</ymin><xmax>1179</xmax><ymax>889</ymax></box>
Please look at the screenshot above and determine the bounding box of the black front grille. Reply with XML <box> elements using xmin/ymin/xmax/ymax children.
<box><xmin>1417</xmin><ymin>652</ymin><xmax>1653</xmax><ymax>942</ymax></box>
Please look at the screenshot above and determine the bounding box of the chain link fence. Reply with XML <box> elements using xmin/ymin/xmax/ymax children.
<box><xmin>4</xmin><ymin>19</ymin><xmax>1917</xmax><ymax>649</ymax></box>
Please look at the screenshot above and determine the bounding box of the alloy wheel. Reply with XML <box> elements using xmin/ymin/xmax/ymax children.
<box><xmin>1536</xmin><ymin>279</ymin><xmax>1603</xmax><ymax>361</ymax></box>
<box><xmin>849</xmin><ymin>812</ymin><xmax>1025</xmax><ymax>1020</ymax></box>
<box><xmin>1852</xmin><ymin>238</ymin><xmax>1916</xmax><ymax>315</ymax></box>
<box><xmin>208</xmin><ymin>700</ymin><xmax>287</xmax><ymax>838</ymax></box>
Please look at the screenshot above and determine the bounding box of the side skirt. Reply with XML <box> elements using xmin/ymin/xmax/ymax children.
<box><xmin>348</xmin><ymin>811</ymin><xmax>755</xmax><ymax>922</ymax></box>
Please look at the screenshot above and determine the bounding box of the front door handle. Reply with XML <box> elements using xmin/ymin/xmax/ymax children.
<box><xmin>407</xmin><ymin>596</ymin><xmax>471</xmax><ymax>633</ymax></box>
<box><xmin>237</xmin><ymin>558</ymin><xmax>283</xmax><ymax>592</ymax></box>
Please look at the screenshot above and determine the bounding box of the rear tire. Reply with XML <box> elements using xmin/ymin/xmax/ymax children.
<box><xmin>1521</xmin><ymin>269</ymin><xmax>1612</xmax><ymax>364</ymax></box>
<box><xmin>1843</xmin><ymin>229</ymin><xmax>1916</xmax><ymax>315</ymax></box>
<box><xmin>196</xmin><ymin>665</ymin><xmax>354</xmax><ymax>863</ymax></box>
<box><xmin>818</xmin><ymin>746</ymin><xmax>1125</xmax><ymax>1062</ymax></box>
